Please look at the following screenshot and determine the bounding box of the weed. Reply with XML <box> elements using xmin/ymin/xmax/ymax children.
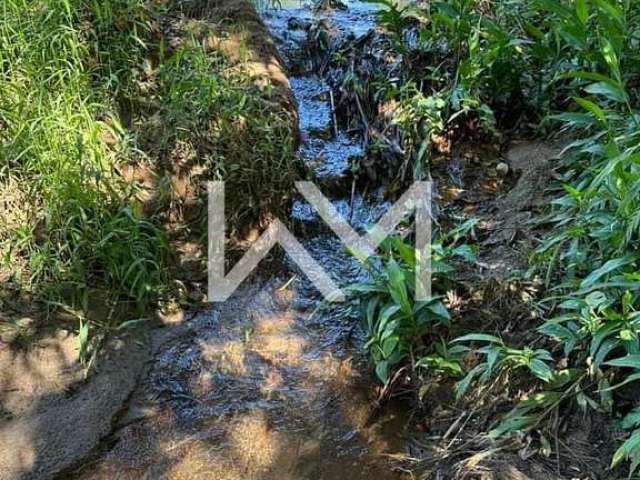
<box><xmin>0</xmin><ymin>0</ymin><xmax>298</xmax><ymax>354</ymax></box>
<box><xmin>153</xmin><ymin>38</ymin><xmax>299</xmax><ymax>229</ymax></box>
<box><xmin>350</xmin><ymin>221</ymin><xmax>477</xmax><ymax>385</ymax></box>
<box><xmin>0</xmin><ymin>0</ymin><xmax>168</xmax><ymax>331</ymax></box>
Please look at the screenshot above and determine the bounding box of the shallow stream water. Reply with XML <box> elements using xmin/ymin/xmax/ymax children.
<box><xmin>70</xmin><ymin>2</ymin><xmax>408</xmax><ymax>479</ymax></box>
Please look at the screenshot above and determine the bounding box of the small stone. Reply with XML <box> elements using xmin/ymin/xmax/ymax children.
<box><xmin>287</xmin><ymin>18</ymin><xmax>308</xmax><ymax>30</ymax></box>
<box><xmin>496</xmin><ymin>162</ymin><xmax>509</xmax><ymax>176</ymax></box>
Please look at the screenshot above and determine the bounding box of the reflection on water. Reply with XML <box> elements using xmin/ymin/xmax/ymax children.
<box><xmin>75</xmin><ymin>279</ymin><xmax>407</xmax><ymax>479</ymax></box>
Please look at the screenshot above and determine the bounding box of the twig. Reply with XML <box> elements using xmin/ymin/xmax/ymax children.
<box><xmin>278</xmin><ymin>274</ymin><xmax>297</xmax><ymax>291</ymax></box>
<box><xmin>349</xmin><ymin>178</ymin><xmax>356</xmax><ymax>224</ymax></box>
<box><xmin>443</xmin><ymin>411</ymin><xmax>467</xmax><ymax>441</ymax></box>
<box><xmin>329</xmin><ymin>89</ymin><xmax>339</xmax><ymax>138</ymax></box>
<box><xmin>354</xmin><ymin>91</ymin><xmax>369</xmax><ymax>131</ymax></box>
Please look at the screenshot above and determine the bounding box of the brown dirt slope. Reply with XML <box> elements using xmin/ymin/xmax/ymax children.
<box><xmin>0</xmin><ymin>333</ymin><xmax>149</xmax><ymax>480</ymax></box>
<box><xmin>183</xmin><ymin>0</ymin><xmax>297</xmax><ymax>112</ymax></box>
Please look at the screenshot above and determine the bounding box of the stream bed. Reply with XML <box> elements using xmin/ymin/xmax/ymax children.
<box><xmin>68</xmin><ymin>2</ymin><xmax>409</xmax><ymax>479</ymax></box>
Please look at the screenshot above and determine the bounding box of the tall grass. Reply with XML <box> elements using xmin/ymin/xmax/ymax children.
<box><xmin>0</xmin><ymin>0</ymin><xmax>300</xmax><ymax>354</ymax></box>
<box><xmin>154</xmin><ymin>38</ymin><xmax>298</xmax><ymax>229</ymax></box>
<box><xmin>0</xmin><ymin>0</ymin><xmax>168</xmax><ymax>339</ymax></box>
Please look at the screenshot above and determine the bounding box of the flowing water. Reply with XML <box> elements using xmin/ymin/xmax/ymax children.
<box><xmin>70</xmin><ymin>2</ymin><xmax>408</xmax><ymax>479</ymax></box>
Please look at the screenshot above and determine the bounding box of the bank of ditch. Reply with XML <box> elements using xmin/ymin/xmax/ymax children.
<box><xmin>0</xmin><ymin>0</ymin><xmax>300</xmax><ymax>348</ymax></box>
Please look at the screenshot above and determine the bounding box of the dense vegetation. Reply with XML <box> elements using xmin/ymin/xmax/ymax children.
<box><xmin>0</xmin><ymin>0</ymin><xmax>298</xmax><ymax>354</ymax></box>
<box><xmin>2</xmin><ymin>0</ymin><xmax>640</xmax><ymax>475</ymax></box>
<box><xmin>347</xmin><ymin>0</ymin><xmax>640</xmax><ymax>474</ymax></box>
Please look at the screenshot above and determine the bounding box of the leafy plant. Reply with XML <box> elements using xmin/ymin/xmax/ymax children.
<box><xmin>452</xmin><ymin>334</ymin><xmax>555</xmax><ymax>399</ymax></box>
<box><xmin>0</xmin><ymin>0</ymin><xmax>299</xmax><ymax>351</ymax></box>
<box><xmin>0</xmin><ymin>0</ymin><xmax>169</xmax><ymax>321</ymax></box>
<box><xmin>351</xmin><ymin>223</ymin><xmax>477</xmax><ymax>384</ymax></box>
<box><xmin>358</xmin><ymin>0</ymin><xmax>640</xmax><ymax>472</ymax></box>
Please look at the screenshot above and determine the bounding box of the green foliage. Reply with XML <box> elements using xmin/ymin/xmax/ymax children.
<box><xmin>156</xmin><ymin>41</ymin><xmax>298</xmax><ymax>226</ymax></box>
<box><xmin>529</xmin><ymin>1</ymin><xmax>640</xmax><ymax>473</ymax></box>
<box><xmin>452</xmin><ymin>334</ymin><xmax>555</xmax><ymax>398</ymax></box>
<box><xmin>0</xmin><ymin>0</ymin><xmax>168</xmax><ymax>318</ymax></box>
<box><xmin>362</xmin><ymin>0</ymin><xmax>640</xmax><ymax>471</ymax></box>
<box><xmin>350</xmin><ymin>222</ymin><xmax>477</xmax><ymax>384</ymax></box>
<box><xmin>0</xmin><ymin>0</ymin><xmax>300</xmax><ymax>354</ymax></box>
<box><xmin>415</xmin><ymin>339</ymin><xmax>466</xmax><ymax>377</ymax></box>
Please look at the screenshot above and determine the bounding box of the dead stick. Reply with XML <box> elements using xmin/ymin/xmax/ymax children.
<box><xmin>354</xmin><ymin>92</ymin><xmax>370</xmax><ymax>149</ymax></box>
<box><xmin>329</xmin><ymin>89</ymin><xmax>339</xmax><ymax>138</ymax></box>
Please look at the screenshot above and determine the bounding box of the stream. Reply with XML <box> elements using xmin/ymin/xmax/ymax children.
<box><xmin>70</xmin><ymin>2</ymin><xmax>409</xmax><ymax>479</ymax></box>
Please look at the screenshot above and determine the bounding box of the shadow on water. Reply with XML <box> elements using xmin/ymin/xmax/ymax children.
<box><xmin>66</xmin><ymin>276</ymin><xmax>408</xmax><ymax>479</ymax></box>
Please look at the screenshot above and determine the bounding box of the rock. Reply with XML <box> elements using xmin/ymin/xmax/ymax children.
<box><xmin>287</xmin><ymin>17</ymin><xmax>309</xmax><ymax>31</ymax></box>
<box><xmin>496</xmin><ymin>161</ymin><xmax>510</xmax><ymax>176</ymax></box>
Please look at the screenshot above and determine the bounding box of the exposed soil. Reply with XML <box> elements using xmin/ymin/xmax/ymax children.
<box><xmin>0</xmin><ymin>333</ymin><xmax>148</xmax><ymax>480</ymax></box>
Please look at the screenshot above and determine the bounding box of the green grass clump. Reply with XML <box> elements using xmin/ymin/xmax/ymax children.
<box><xmin>153</xmin><ymin>37</ymin><xmax>298</xmax><ymax>230</ymax></box>
<box><xmin>0</xmin><ymin>0</ymin><xmax>169</xmax><ymax>326</ymax></box>
<box><xmin>0</xmin><ymin>0</ymin><xmax>298</xmax><ymax>352</ymax></box>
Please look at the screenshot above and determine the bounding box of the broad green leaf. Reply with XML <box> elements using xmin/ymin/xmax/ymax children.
<box><xmin>453</xmin><ymin>333</ymin><xmax>503</xmax><ymax>344</ymax></box>
<box><xmin>559</xmin><ymin>70</ymin><xmax>622</xmax><ymax>88</ymax></box>
<box><xmin>489</xmin><ymin>415</ymin><xmax>537</xmax><ymax>438</ymax></box>
<box><xmin>455</xmin><ymin>364</ymin><xmax>485</xmax><ymax>399</ymax></box>
<box><xmin>622</xmin><ymin>409</ymin><xmax>640</xmax><ymax>430</ymax></box>
<box><xmin>378</xmin><ymin>304</ymin><xmax>401</xmax><ymax>331</ymax></box>
<box><xmin>584</xmin><ymin>81</ymin><xmax>627</xmax><ymax>103</ymax></box>
<box><xmin>593</xmin><ymin>0</ymin><xmax>624</xmax><ymax>26</ymax></box>
<box><xmin>382</xmin><ymin>335</ymin><xmax>400</xmax><ymax>359</ymax></box>
<box><xmin>376</xmin><ymin>360</ymin><xmax>390</xmax><ymax>383</ymax></box>
<box><xmin>424</xmin><ymin>300</ymin><xmax>451</xmax><ymax>322</ymax></box>
<box><xmin>365</xmin><ymin>296</ymin><xmax>380</xmax><ymax>332</ymax></box>
<box><xmin>527</xmin><ymin>359</ymin><xmax>554</xmax><ymax>382</ymax></box>
<box><xmin>386</xmin><ymin>259</ymin><xmax>412</xmax><ymax>316</ymax></box>
<box><xmin>605</xmin><ymin>355</ymin><xmax>640</xmax><ymax>369</ymax></box>
<box><xmin>575</xmin><ymin>0</ymin><xmax>589</xmax><ymax>24</ymax></box>
<box><xmin>550</xmin><ymin>112</ymin><xmax>598</xmax><ymax>126</ymax></box>
<box><xmin>348</xmin><ymin>283</ymin><xmax>386</xmax><ymax>293</ymax></box>
<box><xmin>453</xmin><ymin>244</ymin><xmax>477</xmax><ymax>262</ymax></box>
<box><xmin>574</xmin><ymin>97</ymin><xmax>607</xmax><ymax>124</ymax></box>
<box><xmin>600</xmin><ymin>38</ymin><xmax>621</xmax><ymax>81</ymax></box>
<box><xmin>612</xmin><ymin>430</ymin><xmax>640</xmax><ymax>470</ymax></box>
<box><xmin>581</xmin><ymin>254</ymin><xmax>638</xmax><ymax>289</ymax></box>
<box><xmin>601</xmin><ymin>373</ymin><xmax>640</xmax><ymax>392</ymax></box>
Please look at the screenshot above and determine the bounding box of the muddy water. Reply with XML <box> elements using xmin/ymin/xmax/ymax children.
<box><xmin>68</xmin><ymin>2</ymin><xmax>408</xmax><ymax>480</ymax></box>
<box><xmin>73</xmin><ymin>279</ymin><xmax>405</xmax><ymax>480</ymax></box>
